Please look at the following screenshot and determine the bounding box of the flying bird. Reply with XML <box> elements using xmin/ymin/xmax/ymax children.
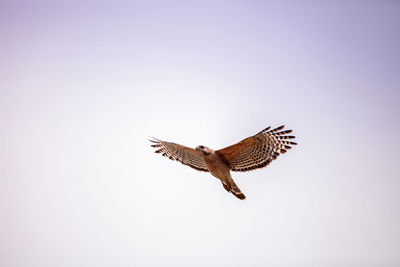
<box><xmin>149</xmin><ymin>125</ymin><xmax>297</xmax><ymax>200</ymax></box>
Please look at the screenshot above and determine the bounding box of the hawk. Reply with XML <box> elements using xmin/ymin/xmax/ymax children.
<box><xmin>150</xmin><ymin>125</ymin><xmax>297</xmax><ymax>200</ymax></box>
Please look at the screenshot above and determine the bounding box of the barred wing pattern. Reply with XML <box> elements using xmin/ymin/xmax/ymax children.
<box><xmin>149</xmin><ymin>138</ymin><xmax>209</xmax><ymax>172</ymax></box>
<box><xmin>216</xmin><ymin>126</ymin><xmax>297</xmax><ymax>172</ymax></box>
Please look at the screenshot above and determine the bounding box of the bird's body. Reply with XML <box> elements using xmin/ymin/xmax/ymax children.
<box><xmin>196</xmin><ymin>146</ymin><xmax>246</xmax><ymax>199</ymax></box>
<box><xmin>201</xmin><ymin>149</ymin><xmax>228</xmax><ymax>179</ymax></box>
<box><xmin>150</xmin><ymin>125</ymin><xmax>297</xmax><ymax>200</ymax></box>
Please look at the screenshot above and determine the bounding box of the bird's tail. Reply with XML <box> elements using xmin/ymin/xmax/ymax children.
<box><xmin>228</xmin><ymin>178</ymin><xmax>246</xmax><ymax>200</ymax></box>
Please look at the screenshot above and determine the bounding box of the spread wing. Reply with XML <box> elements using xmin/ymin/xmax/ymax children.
<box><xmin>149</xmin><ymin>138</ymin><xmax>209</xmax><ymax>172</ymax></box>
<box><xmin>216</xmin><ymin>126</ymin><xmax>297</xmax><ymax>172</ymax></box>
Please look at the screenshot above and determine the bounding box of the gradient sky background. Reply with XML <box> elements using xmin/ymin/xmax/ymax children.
<box><xmin>1</xmin><ymin>1</ymin><xmax>400</xmax><ymax>266</ymax></box>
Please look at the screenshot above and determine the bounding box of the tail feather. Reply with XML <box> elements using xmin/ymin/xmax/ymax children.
<box><xmin>227</xmin><ymin>178</ymin><xmax>246</xmax><ymax>200</ymax></box>
<box><xmin>231</xmin><ymin>190</ymin><xmax>246</xmax><ymax>200</ymax></box>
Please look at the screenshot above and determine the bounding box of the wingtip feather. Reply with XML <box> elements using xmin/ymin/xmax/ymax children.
<box><xmin>149</xmin><ymin>136</ymin><xmax>161</xmax><ymax>143</ymax></box>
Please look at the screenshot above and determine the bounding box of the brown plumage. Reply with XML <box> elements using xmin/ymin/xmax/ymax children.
<box><xmin>150</xmin><ymin>125</ymin><xmax>297</xmax><ymax>200</ymax></box>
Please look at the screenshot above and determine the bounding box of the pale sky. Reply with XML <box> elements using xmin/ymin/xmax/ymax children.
<box><xmin>1</xmin><ymin>1</ymin><xmax>400</xmax><ymax>266</ymax></box>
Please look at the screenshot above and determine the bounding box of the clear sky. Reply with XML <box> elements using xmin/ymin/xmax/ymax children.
<box><xmin>1</xmin><ymin>1</ymin><xmax>400</xmax><ymax>266</ymax></box>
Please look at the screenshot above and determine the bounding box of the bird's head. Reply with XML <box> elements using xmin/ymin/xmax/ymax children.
<box><xmin>195</xmin><ymin>145</ymin><xmax>212</xmax><ymax>155</ymax></box>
